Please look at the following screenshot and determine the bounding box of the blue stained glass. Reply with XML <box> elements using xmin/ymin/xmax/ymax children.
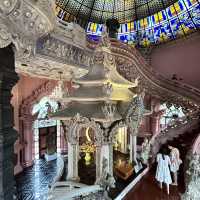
<box><xmin>151</xmin><ymin>15</ymin><xmax>156</xmax><ymax>24</ymax></box>
<box><xmin>166</xmin><ymin>7</ymin><xmax>173</xmax><ymax>18</ymax></box>
<box><xmin>191</xmin><ymin>5</ymin><xmax>200</xmax><ymax>28</ymax></box>
<box><xmin>185</xmin><ymin>0</ymin><xmax>192</xmax><ymax>7</ymax></box>
<box><xmin>84</xmin><ymin>0</ymin><xmax>199</xmax><ymax>47</ymax></box>
<box><xmin>178</xmin><ymin>1</ymin><xmax>185</xmax><ymax>11</ymax></box>
<box><xmin>161</xmin><ymin>10</ymin><xmax>167</xmax><ymax>21</ymax></box>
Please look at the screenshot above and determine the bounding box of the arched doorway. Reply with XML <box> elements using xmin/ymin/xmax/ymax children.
<box><xmin>32</xmin><ymin>96</ymin><xmax>61</xmax><ymax>161</ymax></box>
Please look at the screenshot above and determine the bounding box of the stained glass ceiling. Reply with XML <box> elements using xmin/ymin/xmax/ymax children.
<box><xmin>55</xmin><ymin>0</ymin><xmax>178</xmax><ymax>23</ymax></box>
<box><xmin>55</xmin><ymin>0</ymin><xmax>200</xmax><ymax>47</ymax></box>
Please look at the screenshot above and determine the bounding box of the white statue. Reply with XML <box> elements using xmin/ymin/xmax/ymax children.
<box><xmin>182</xmin><ymin>154</ymin><xmax>200</xmax><ymax>200</ymax></box>
<box><xmin>96</xmin><ymin>157</ymin><xmax>115</xmax><ymax>200</ymax></box>
<box><xmin>141</xmin><ymin>138</ymin><xmax>150</xmax><ymax>165</ymax></box>
<box><xmin>168</xmin><ymin>145</ymin><xmax>182</xmax><ymax>185</ymax></box>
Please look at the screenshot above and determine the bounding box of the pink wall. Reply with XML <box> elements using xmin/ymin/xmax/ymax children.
<box><xmin>11</xmin><ymin>74</ymin><xmax>47</xmax><ymax>175</ymax></box>
<box><xmin>12</xmin><ymin>74</ymin><xmax>47</xmax><ymax>131</ymax></box>
<box><xmin>151</xmin><ymin>34</ymin><xmax>200</xmax><ymax>89</ymax></box>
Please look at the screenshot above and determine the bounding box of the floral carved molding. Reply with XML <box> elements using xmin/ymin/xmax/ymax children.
<box><xmin>62</xmin><ymin>115</ymin><xmax>103</xmax><ymax>146</ymax></box>
<box><xmin>19</xmin><ymin>80</ymin><xmax>57</xmax><ymax>120</ymax></box>
<box><xmin>0</xmin><ymin>0</ymin><xmax>92</xmax><ymax>80</ymax></box>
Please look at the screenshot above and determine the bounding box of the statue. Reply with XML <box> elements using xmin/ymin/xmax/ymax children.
<box><xmin>186</xmin><ymin>154</ymin><xmax>200</xmax><ymax>182</ymax></box>
<box><xmin>141</xmin><ymin>138</ymin><xmax>150</xmax><ymax>165</ymax></box>
<box><xmin>96</xmin><ymin>157</ymin><xmax>115</xmax><ymax>200</ymax></box>
<box><xmin>168</xmin><ymin>145</ymin><xmax>182</xmax><ymax>186</ymax></box>
<box><xmin>182</xmin><ymin>154</ymin><xmax>200</xmax><ymax>200</ymax></box>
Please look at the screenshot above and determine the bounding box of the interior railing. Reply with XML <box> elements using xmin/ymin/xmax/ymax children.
<box><xmin>87</xmin><ymin>38</ymin><xmax>200</xmax><ymax>105</ymax></box>
<box><xmin>150</xmin><ymin>117</ymin><xmax>200</xmax><ymax>160</ymax></box>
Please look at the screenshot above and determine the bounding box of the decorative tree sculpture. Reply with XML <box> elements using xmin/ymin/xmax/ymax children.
<box><xmin>182</xmin><ymin>154</ymin><xmax>200</xmax><ymax>200</ymax></box>
<box><xmin>96</xmin><ymin>157</ymin><xmax>115</xmax><ymax>200</ymax></box>
<box><xmin>141</xmin><ymin>138</ymin><xmax>151</xmax><ymax>165</ymax></box>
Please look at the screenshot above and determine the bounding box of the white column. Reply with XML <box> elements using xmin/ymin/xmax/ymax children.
<box><xmin>34</xmin><ymin>120</ymin><xmax>39</xmax><ymax>160</ymax></box>
<box><xmin>130</xmin><ymin>134</ymin><xmax>137</xmax><ymax>163</ymax></box>
<box><xmin>67</xmin><ymin>142</ymin><xmax>80</xmax><ymax>182</ymax></box>
<box><xmin>122</xmin><ymin>127</ymin><xmax>128</xmax><ymax>154</ymax></box>
<box><xmin>96</xmin><ymin>145</ymin><xmax>101</xmax><ymax>181</ymax></box>
<box><xmin>56</xmin><ymin>120</ymin><xmax>61</xmax><ymax>154</ymax></box>
<box><xmin>100</xmin><ymin>144</ymin><xmax>113</xmax><ymax>177</ymax></box>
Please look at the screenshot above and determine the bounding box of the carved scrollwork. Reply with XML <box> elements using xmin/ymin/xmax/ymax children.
<box><xmin>19</xmin><ymin>80</ymin><xmax>57</xmax><ymax>120</ymax></box>
<box><xmin>102</xmin><ymin>82</ymin><xmax>113</xmax><ymax>97</ymax></box>
<box><xmin>108</xmin><ymin>121</ymin><xmax>126</xmax><ymax>144</ymax></box>
<box><xmin>0</xmin><ymin>22</ymin><xmax>12</xmax><ymax>48</ymax></box>
<box><xmin>125</xmin><ymin>92</ymin><xmax>145</xmax><ymax>133</ymax></box>
<box><xmin>77</xmin><ymin>118</ymin><xmax>103</xmax><ymax>146</ymax></box>
<box><xmin>37</xmin><ymin>36</ymin><xmax>94</xmax><ymax>68</ymax></box>
<box><xmin>101</xmin><ymin>103</ymin><xmax>116</xmax><ymax>121</ymax></box>
<box><xmin>0</xmin><ymin>0</ymin><xmax>19</xmax><ymax>16</ymax></box>
<box><xmin>63</xmin><ymin>115</ymin><xmax>103</xmax><ymax>146</ymax></box>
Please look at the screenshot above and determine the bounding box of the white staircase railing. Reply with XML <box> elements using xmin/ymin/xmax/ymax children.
<box><xmin>150</xmin><ymin>117</ymin><xmax>199</xmax><ymax>160</ymax></box>
<box><xmin>48</xmin><ymin>182</ymin><xmax>103</xmax><ymax>200</ymax></box>
<box><xmin>49</xmin><ymin>155</ymin><xmax>65</xmax><ymax>189</ymax></box>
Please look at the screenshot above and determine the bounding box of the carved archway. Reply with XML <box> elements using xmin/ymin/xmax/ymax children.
<box><xmin>18</xmin><ymin>80</ymin><xmax>57</xmax><ymax>165</ymax></box>
<box><xmin>63</xmin><ymin>115</ymin><xmax>103</xmax><ymax>146</ymax></box>
<box><xmin>19</xmin><ymin>80</ymin><xmax>57</xmax><ymax>119</ymax></box>
<box><xmin>62</xmin><ymin>115</ymin><xmax>104</xmax><ymax>183</ymax></box>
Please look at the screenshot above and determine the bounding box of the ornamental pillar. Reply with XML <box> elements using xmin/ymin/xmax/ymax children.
<box><xmin>100</xmin><ymin>143</ymin><xmax>113</xmax><ymax>177</ymax></box>
<box><xmin>96</xmin><ymin>145</ymin><xmax>102</xmax><ymax>181</ymax></box>
<box><xmin>33</xmin><ymin>121</ymin><xmax>40</xmax><ymax>160</ymax></box>
<box><xmin>130</xmin><ymin>133</ymin><xmax>137</xmax><ymax>163</ymax></box>
<box><xmin>23</xmin><ymin>117</ymin><xmax>34</xmax><ymax>167</ymax></box>
<box><xmin>56</xmin><ymin>120</ymin><xmax>61</xmax><ymax>154</ymax></box>
<box><xmin>0</xmin><ymin>45</ymin><xmax>19</xmax><ymax>200</ymax></box>
<box><xmin>66</xmin><ymin>142</ymin><xmax>80</xmax><ymax>182</ymax></box>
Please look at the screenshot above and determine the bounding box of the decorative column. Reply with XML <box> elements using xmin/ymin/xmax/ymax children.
<box><xmin>33</xmin><ymin>120</ymin><xmax>40</xmax><ymax>160</ymax></box>
<box><xmin>120</xmin><ymin>127</ymin><xmax>128</xmax><ymax>154</ymax></box>
<box><xmin>130</xmin><ymin>133</ymin><xmax>137</xmax><ymax>163</ymax></box>
<box><xmin>0</xmin><ymin>45</ymin><xmax>19</xmax><ymax>200</ymax></box>
<box><xmin>66</xmin><ymin>142</ymin><xmax>80</xmax><ymax>182</ymax></box>
<box><xmin>96</xmin><ymin>145</ymin><xmax>102</xmax><ymax>181</ymax></box>
<box><xmin>56</xmin><ymin>120</ymin><xmax>61</xmax><ymax>155</ymax></box>
<box><xmin>100</xmin><ymin>143</ymin><xmax>113</xmax><ymax>177</ymax></box>
<box><xmin>63</xmin><ymin>119</ymin><xmax>80</xmax><ymax>182</ymax></box>
<box><xmin>23</xmin><ymin>117</ymin><xmax>34</xmax><ymax>167</ymax></box>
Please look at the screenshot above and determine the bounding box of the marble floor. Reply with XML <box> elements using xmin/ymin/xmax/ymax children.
<box><xmin>15</xmin><ymin>159</ymin><xmax>57</xmax><ymax>200</ymax></box>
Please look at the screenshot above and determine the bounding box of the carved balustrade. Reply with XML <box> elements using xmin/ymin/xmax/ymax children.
<box><xmin>87</xmin><ymin>39</ymin><xmax>200</xmax><ymax>111</ymax></box>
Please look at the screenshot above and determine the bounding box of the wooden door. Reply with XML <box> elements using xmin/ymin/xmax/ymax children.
<box><xmin>39</xmin><ymin>126</ymin><xmax>57</xmax><ymax>158</ymax></box>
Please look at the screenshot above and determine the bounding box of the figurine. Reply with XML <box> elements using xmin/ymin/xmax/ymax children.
<box><xmin>96</xmin><ymin>157</ymin><xmax>115</xmax><ymax>200</ymax></box>
<box><xmin>141</xmin><ymin>138</ymin><xmax>150</xmax><ymax>165</ymax></box>
<box><xmin>168</xmin><ymin>145</ymin><xmax>182</xmax><ymax>185</ymax></box>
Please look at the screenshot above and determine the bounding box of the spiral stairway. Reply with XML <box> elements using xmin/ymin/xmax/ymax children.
<box><xmin>124</xmin><ymin>120</ymin><xmax>200</xmax><ymax>200</ymax></box>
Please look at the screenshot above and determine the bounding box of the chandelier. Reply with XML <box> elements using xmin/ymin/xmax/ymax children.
<box><xmin>50</xmin><ymin>72</ymin><xmax>69</xmax><ymax>101</ymax></box>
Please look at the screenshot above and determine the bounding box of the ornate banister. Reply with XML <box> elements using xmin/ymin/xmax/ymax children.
<box><xmin>87</xmin><ymin>39</ymin><xmax>200</xmax><ymax>110</ymax></box>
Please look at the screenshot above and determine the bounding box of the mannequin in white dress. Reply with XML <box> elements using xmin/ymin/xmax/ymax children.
<box><xmin>156</xmin><ymin>147</ymin><xmax>172</xmax><ymax>194</ymax></box>
<box><xmin>168</xmin><ymin>145</ymin><xmax>182</xmax><ymax>185</ymax></box>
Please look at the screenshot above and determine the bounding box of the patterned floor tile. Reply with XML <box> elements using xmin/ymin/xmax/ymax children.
<box><xmin>15</xmin><ymin>159</ymin><xmax>57</xmax><ymax>200</ymax></box>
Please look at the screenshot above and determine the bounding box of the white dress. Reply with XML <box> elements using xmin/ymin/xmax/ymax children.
<box><xmin>170</xmin><ymin>148</ymin><xmax>182</xmax><ymax>173</ymax></box>
<box><xmin>156</xmin><ymin>153</ymin><xmax>172</xmax><ymax>184</ymax></box>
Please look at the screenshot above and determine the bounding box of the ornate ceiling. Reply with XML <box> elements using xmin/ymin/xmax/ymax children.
<box><xmin>55</xmin><ymin>0</ymin><xmax>177</xmax><ymax>23</ymax></box>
